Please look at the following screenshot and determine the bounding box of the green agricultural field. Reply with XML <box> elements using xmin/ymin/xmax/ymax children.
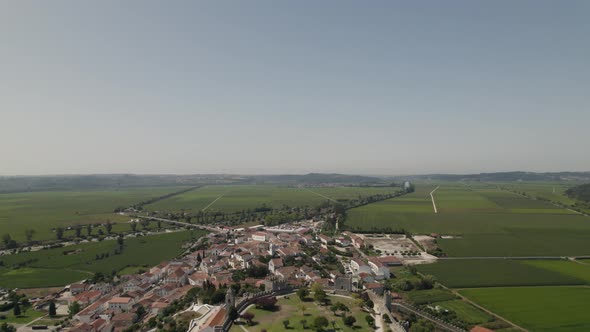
<box><xmin>435</xmin><ymin>299</ymin><xmax>494</xmax><ymax>325</ymax></box>
<box><xmin>501</xmin><ymin>182</ymin><xmax>579</xmax><ymax>206</ymax></box>
<box><xmin>0</xmin><ymin>267</ymin><xmax>92</xmax><ymax>289</ymax></box>
<box><xmin>406</xmin><ymin>288</ymin><xmax>457</xmax><ymax>304</ymax></box>
<box><xmin>417</xmin><ymin>259</ymin><xmax>588</xmax><ymax>288</ymax></box>
<box><xmin>0</xmin><ymin>230</ymin><xmax>204</xmax><ymax>288</ymax></box>
<box><xmin>230</xmin><ymin>294</ymin><xmax>372</xmax><ymax>332</ymax></box>
<box><xmin>501</xmin><ymin>182</ymin><xmax>590</xmax><ymax>215</ymax></box>
<box><xmin>346</xmin><ymin>184</ymin><xmax>590</xmax><ymax>257</ymax></box>
<box><xmin>460</xmin><ymin>286</ymin><xmax>590</xmax><ymax>332</ymax></box>
<box><xmin>118</xmin><ymin>265</ymin><xmax>149</xmax><ymax>275</ymax></box>
<box><xmin>344</xmin><ymin>186</ymin><xmax>437</xmax><ymax>232</ymax></box>
<box><xmin>437</xmin><ymin>227</ymin><xmax>590</xmax><ymax>257</ymax></box>
<box><xmin>436</xmin><ymin>187</ymin><xmax>501</xmax><ymax>213</ymax></box>
<box><xmin>0</xmin><ymin>186</ymin><xmax>189</xmax><ymax>242</ymax></box>
<box><xmin>146</xmin><ymin>184</ymin><xmax>400</xmax><ymax>213</ymax></box>
<box><xmin>522</xmin><ymin>260</ymin><xmax>590</xmax><ymax>283</ymax></box>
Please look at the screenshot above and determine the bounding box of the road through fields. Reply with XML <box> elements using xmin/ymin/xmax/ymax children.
<box><xmin>430</xmin><ymin>186</ymin><xmax>440</xmax><ymax>213</ymax></box>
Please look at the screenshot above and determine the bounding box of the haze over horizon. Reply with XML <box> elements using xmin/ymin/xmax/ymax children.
<box><xmin>2</xmin><ymin>1</ymin><xmax>589</xmax><ymax>176</ymax></box>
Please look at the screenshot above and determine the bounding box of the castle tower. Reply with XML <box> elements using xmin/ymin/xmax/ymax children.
<box><xmin>225</xmin><ymin>287</ymin><xmax>236</xmax><ymax>308</ymax></box>
<box><xmin>384</xmin><ymin>290</ymin><xmax>392</xmax><ymax>312</ymax></box>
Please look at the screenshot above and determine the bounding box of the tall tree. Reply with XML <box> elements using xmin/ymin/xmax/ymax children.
<box><xmin>74</xmin><ymin>224</ymin><xmax>82</xmax><ymax>238</ymax></box>
<box><xmin>313</xmin><ymin>288</ymin><xmax>326</xmax><ymax>305</ymax></box>
<box><xmin>2</xmin><ymin>234</ymin><xmax>17</xmax><ymax>249</ymax></box>
<box><xmin>240</xmin><ymin>312</ymin><xmax>255</xmax><ymax>326</ymax></box>
<box><xmin>300</xmin><ymin>319</ymin><xmax>307</xmax><ymax>329</ymax></box>
<box><xmin>141</xmin><ymin>219</ymin><xmax>150</xmax><ymax>230</ymax></box>
<box><xmin>117</xmin><ymin>236</ymin><xmax>124</xmax><ymax>248</ymax></box>
<box><xmin>55</xmin><ymin>227</ymin><xmax>64</xmax><ymax>240</ymax></box>
<box><xmin>297</xmin><ymin>288</ymin><xmax>309</xmax><ymax>301</ymax></box>
<box><xmin>49</xmin><ymin>301</ymin><xmax>57</xmax><ymax>317</ymax></box>
<box><xmin>68</xmin><ymin>301</ymin><xmax>81</xmax><ymax>316</ymax></box>
<box><xmin>0</xmin><ymin>323</ymin><xmax>17</xmax><ymax>332</ymax></box>
<box><xmin>342</xmin><ymin>315</ymin><xmax>356</xmax><ymax>326</ymax></box>
<box><xmin>24</xmin><ymin>229</ymin><xmax>36</xmax><ymax>242</ymax></box>
<box><xmin>313</xmin><ymin>316</ymin><xmax>329</xmax><ymax>330</ymax></box>
<box><xmin>2</xmin><ymin>234</ymin><xmax>11</xmax><ymax>246</ymax></box>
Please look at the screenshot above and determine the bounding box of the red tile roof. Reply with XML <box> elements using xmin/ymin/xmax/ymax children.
<box><xmin>203</xmin><ymin>307</ymin><xmax>227</xmax><ymax>328</ymax></box>
<box><xmin>109</xmin><ymin>297</ymin><xmax>132</xmax><ymax>304</ymax></box>
<box><xmin>470</xmin><ymin>327</ymin><xmax>494</xmax><ymax>332</ymax></box>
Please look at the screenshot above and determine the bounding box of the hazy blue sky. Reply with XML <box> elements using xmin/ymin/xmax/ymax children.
<box><xmin>1</xmin><ymin>1</ymin><xmax>589</xmax><ymax>175</ymax></box>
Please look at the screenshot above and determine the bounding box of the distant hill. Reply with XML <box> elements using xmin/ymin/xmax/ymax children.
<box><xmin>248</xmin><ymin>173</ymin><xmax>385</xmax><ymax>185</ymax></box>
<box><xmin>0</xmin><ymin>174</ymin><xmax>237</xmax><ymax>193</ymax></box>
<box><xmin>0</xmin><ymin>173</ymin><xmax>386</xmax><ymax>193</ymax></box>
<box><xmin>395</xmin><ymin>171</ymin><xmax>590</xmax><ymax>182</ymax></box>
<box><xmin>3</xmin><ymin>171</ymin><xmax>588</xmax><ymax>194</ymax></box>
<box><xmin>565</xmin><ymin>183</ymin><xmax>590</xmax><ymax>202</ymax></box>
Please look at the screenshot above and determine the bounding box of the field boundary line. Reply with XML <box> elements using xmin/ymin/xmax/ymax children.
<box><xmin>430</xmin><ymin>280</ymin><xmax>528</xmax><ymax>332</ymax></box>
<box><xmin>454</xmin><ymin>285</ymin><xmax>590</xmax><ymax>291</ymax></box>
<box><xmin>430</xmin><ymin>186</ymin><xmax>440</xmax><ymax>213</ymax></box>
<box><xmin>201</xmin><ymin>194</ymin><xmax>225</xmax><ymax>212</ymax></box>
<box><xmin>452</xmin><ymin>290</ymin><xmax>528</xmax><ymax>332</ymax></box>
<box><xmin>573</xmin><ymin>259</ymin><xmax>590</xmax><ymax>266</ymax></box>
<box><xmin>492</xmin><ymin>184</ymin><xmax>589</xmax><ymax>218</ymax></box>
<box><xmin>304</xmin><ymin>188</ymin><xmax>339</xmax><ymax>203</ymax></box>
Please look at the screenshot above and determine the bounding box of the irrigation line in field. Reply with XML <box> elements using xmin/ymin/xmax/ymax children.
<box><xmin>304</xmin><ymin>188</ymin><xmax>339</xmax><ymax>203</ymax></box>
<box><xmin>202</xmin><ymin>195</ymin><xmax>225</xmax><ymax>211</ymax></box>
<box><xmin>430</xmin><ymin>186</ymin><xmax>440</xmax><ymax>213</ymax></box>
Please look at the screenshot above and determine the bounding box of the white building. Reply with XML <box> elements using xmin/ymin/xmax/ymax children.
<box><xmin>252</xmin><ymin>232</ymin><xmax>267</xmax><ymax>242</ymax></box>
<box><xmin>368</xmin><ymin>258</ymin><xmax>390</xmax><ymax>280</ymax></box>
<box><xmin>108</xmin><ymin>297</ymin><xmax>133</xmax><ymax>311</ymax></box>
<box><xmin>349</xmin><ymin>258</ymin><xmax>372</xmax><ymax>275</ymax></box>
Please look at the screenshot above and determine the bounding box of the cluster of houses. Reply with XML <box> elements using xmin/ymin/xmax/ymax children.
<box><xmin>62</xmin><ymin>222</ymin><xmax>402</xmax><ymax>332</ymax></box>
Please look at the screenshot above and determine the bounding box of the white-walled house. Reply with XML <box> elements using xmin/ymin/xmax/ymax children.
<box><xmin>350</xmin><ymin>258</ymin><xmax>372</xmax><ymax>275</ymax></box>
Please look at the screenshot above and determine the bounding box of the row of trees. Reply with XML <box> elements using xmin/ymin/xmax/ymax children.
<box><xmin>1</xmin><ymin>218</ymin><xmax>147</xmax><ymax>252</ymax></box>
<box><xmin>156</xmin><ymin>204</ymin><xmax>317</xmax><ymax>228</ymax></box>
<box><xmin>55</xmin><ymin>222</ymin><xmax>114</xmax><ymax>240</ymax></box>
<box><xmin>119</xmin><ymin>186</ymin><xmax>201</xmax><ymax>212</ymax></box>
<box><xmin>1</xmin><ymin>230</ymin><xmax>37</xmax><ymax>249</ymax></box>
<box><xmin>129</xmin><ymin>219</ymin><xmax>151</xmax><ymax>232</ymax></box>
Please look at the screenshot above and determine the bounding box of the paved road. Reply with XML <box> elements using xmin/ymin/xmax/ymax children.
<box><xmin>17</xmin><ymin>314</ymin><xmax>50</xmax><ymax>332</ymax></box>
<box><xmin>366</xmin><ymin>291</ymin><xmax>406</xmax><ymax>332</ymax></box>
